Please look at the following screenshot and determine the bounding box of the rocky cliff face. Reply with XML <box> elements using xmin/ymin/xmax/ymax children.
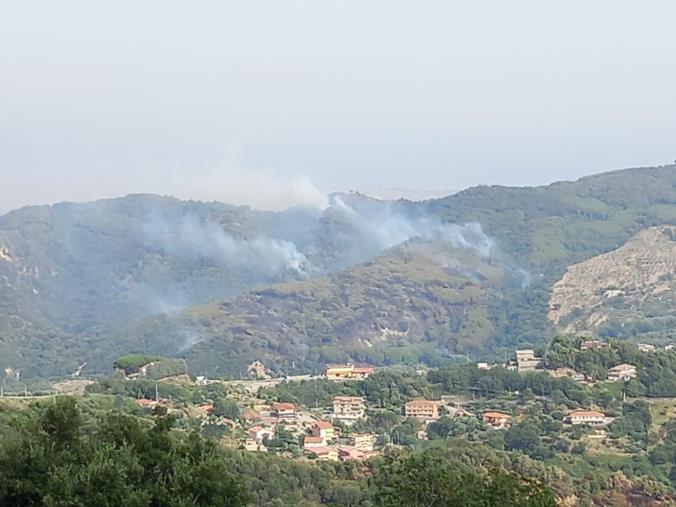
<box><xmin>549</xmin><ymin>226</ymin><xmax>676</xmax><ymax>335</ymax></box>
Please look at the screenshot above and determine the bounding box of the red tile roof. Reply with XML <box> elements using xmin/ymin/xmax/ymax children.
<box><xmin>314</xmin><ymin>421</ymin><xmax>333</xmax><ymax>429</ymax></box>
<box><xmin>483</xmin><ymin>411</ymin><xmax>510</xmax><ymax>418</ymax></box>
<box><xmin>272</xmin><ymin>402</ymin><xmax>295</xmax><ymax>411</ymax></box>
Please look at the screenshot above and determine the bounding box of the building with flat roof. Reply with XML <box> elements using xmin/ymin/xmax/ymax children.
<box><xmin>515</xmin><ymin>349</ymin><xmax>544</xmax><ymax>373</ymax></box>
<box><xmin>345</xmin><ymin>433</ymin><xmax>375</xmax><ymax>451</ymax></box>
<box><xmin>566</xmin><ymin>410</ymin><xmax>607</xmax><ymax>426</ymax></box>
<box><xmin>325</xmin><ymin>364</ymin><xmax>374</xmax><ymax>380</ymax></box>
<box><xmin>404</xmin><ymin>400</ymin><xmax>439</xmax><ymax>420</ymax></box>
<box><xmin>333</xmin><ymin>396</ymin><xmax>366</xmax><ymax>421</ymax></box>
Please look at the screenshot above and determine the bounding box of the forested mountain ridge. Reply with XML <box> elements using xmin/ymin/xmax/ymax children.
<box><xmin>0</xmin><ymin>165</ymin><xmax>675</xmax><ymax>378</ymax></box>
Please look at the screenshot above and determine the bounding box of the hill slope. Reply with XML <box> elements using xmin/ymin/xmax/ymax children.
<box><xmin>1</xmin><ymin>165</ymin><xmax>675</xmax><ymax>378</ymax></box>
<box><xmin>549</xmin><ymin>225</ymin><xmax>676</xmax><ymax>341</ymax></box>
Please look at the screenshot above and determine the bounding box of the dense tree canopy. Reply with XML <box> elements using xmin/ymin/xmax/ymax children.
<box><xmin>0</xmin><ymin>398</ymin><xmax>249</xmax><ymax>506</ymax></box>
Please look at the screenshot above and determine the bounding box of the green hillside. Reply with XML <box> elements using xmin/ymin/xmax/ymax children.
<box><xmin>1</xmin><ymin>165</ymin><xmax>675</xmax><ymax>378</ymax></box>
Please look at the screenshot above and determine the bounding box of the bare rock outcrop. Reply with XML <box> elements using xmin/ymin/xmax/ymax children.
<box><xmin>549</xmin><ymin>226</ymin><xmax>676</xmax><ymax>333</ymax></box>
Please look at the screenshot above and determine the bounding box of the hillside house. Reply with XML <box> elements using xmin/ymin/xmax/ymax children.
<box><xmin>332</xmin><ymin>396</ymin><xmax>366</xmax><ymax>421</ymax></box>
<box><xmin>195</xmin><ymin>404</ymin><xmax>214</xmax><ymax>419</ymax></box>
<box><xmin>345</xmin><ymin>433</ymin><xmax>375</xmax><ymax>451</ymax></box>
<box><xmin>134</xmin><ymin>398</ymin><xmax>166</xmax><ymax>409</ymax></box>
<box><xmin>272</xmin><ymin>402</ymin><xmax>297</xmax><ymax>419</ymax></box>
<box><xmin>515</xmin><ymin>349</ymin><xmax>544</xmax><ymax>373</ymax></box>
<box><xmin>566</xmin><ymin>410</ymin><xmax>607</xmax><ymax>426</ymax></box>
<box><xmin>550</xmin><ymin>367</ymin><xmax>586</xmax><ymax>381</ymax></box>
<box><xmin>242</xmin><ymin>408</ymin><xmax>262</xmax><ymax>423</ymax></box>
<box><xmin>248</xmin><ymin>426</ymin><xmax>274</xmax><ymax>443</ymax></box>
<box><xmin>311</xmin><ymin>421</ymin><xmax>335</xmax><ymax>440</ymax></box>
<box><xmin>638</xmin><ymin>343</ymin><xmax>656</xmax><ymax>353</ymax></box>
<box><xmin>580</xmin><ymin>340</ymin><xmax>609</xmax><ymax>351</ymax></box>
<box><xmin>338</xmin><ymin>447</ymin><xmax>366</xmax><ymax>462</ymax></box>
<box><xmin>243</xmin><ymin>439</ymin><xmax>267</xmax><ymax>452</ymax></box>
<box><xmin>325</xmin><ymin>364</ymin><xmax>374</xmax><ymax>380</ymax></box>
<box><xmin>404</xmin><ymin>400</ymin><xmax>439</xmax><ymax>420</ymax></box>
<box><xmin>308</xmin><ymin>446</ymin><xmax>338</xmax><ymax>461</ymax></box>
<box><xmin>482</xmin><ymin>411</ymin><xmax>511</xmax><ymax>429</ymax></box>
<box><xmin>303</xmin><ymin>435</ymin><xmax>326</xmax><ymax>449</ymax></box>
<box><xmin>607</xmin><ymin>364</ymin><xmax>637</xmax><ymax>382</ymax></box>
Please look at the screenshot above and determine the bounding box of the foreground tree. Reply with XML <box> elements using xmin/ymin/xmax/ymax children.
<box><xmin>371</xmin><ymin>449</ymin><xmax>556</xmax><ymax>507</ymax></box>
<box><xmin>0</xmin><ymin>397</ymin><xmax>249</xmax><ymax>506</ymax></box>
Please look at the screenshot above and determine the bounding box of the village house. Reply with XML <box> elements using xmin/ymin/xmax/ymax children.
<box><xmin>311</xmin><ymin>421</ymin><xmax>335</xmax><ymax>440</ymax></box>
<box><xmin>332</xmin><ymin>396</ymin><xmax>366</xmax><ymax>421</ymax></box>
<box><xmin>550</xmin><ymin>367</ymin><xmax>586</xmax><ymax>382</ymax></box>
<box><xmin>325</xmin><ymin>364</ymin><xmax>374</xmax><ymax>380</ymax></box>
<box><xmin>248</xmin><ymin>426</ymin><xmax>274</xmax><ymax>443</ymax></box>
<box><xmin>303</xmin><ymin>435</ymin><xmax>326</xmax><ymax>449</ymax></box>
<box><xmin>515</xmin><ymin>349</ymin><xmax>544</xmax><ymax>373</ymax></box>
<box><xmin>309</xmin><ymin>446</ymin><xmax>338</xmax><ymax>461</ymax></box>
<box><xmin>338</xmin><ymin>447</ymin><xmax>366</xmax><ymax>462</ymax></box>
<box><xmin>565</xmin><ymin>410</ymin><xmax>607</xmax><ymax>427</ymax></box>
<box><xmin>242</xmin><ymin>408</ymin><xmax>262</xmax><ymax>423</ymax></box>
<box><xmin>134</xmin><ymin>398</ymin><xmax>167</xmax><ymax>409</ymax></box>
<box><xmin>580</xmin><ymin>340</ymin><xmax>609</xmax><ymax>351</ymax></box>
<box><xmin>243</xmin><ymin>439</ymin><xmax>267</xmax><ymax>452</ymax></box>
<box><xmin>272</xmin><ymin>402</ymin><xmax>297</xmax><ymax>420</ymax></box>
<box><xmin>404</xmin><ymin>400</ymin><xmax>439</xmax><ymax>420</ymax></box>
<box><xmin>195</xmin><ymin>404</ymin><xmax>214</xmax><ymax>419</ymax></box>
<box><xmin>345</xmin><ymin>432</ymin><xmax>375</xmax><ymax>451</ymax></box>
<box><xmin>482</xmin><ymin>411</ymin><xmax>511</xmax><ymax>429</ymax></box>
<box><xmin>638</xmin><ymin>343</ymin><xmax>656</xmax><ymax>353</ymax></box>
<box><xmin>607</xmin><ymin>364</ymin><xmax>637</xmax><ymax>382</ymax></box>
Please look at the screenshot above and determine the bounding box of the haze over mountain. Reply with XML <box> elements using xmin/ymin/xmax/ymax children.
<box><xmin>1</xmin><ymin>165</ymin><xmax>674</xmax><ymax>378</ymax></box>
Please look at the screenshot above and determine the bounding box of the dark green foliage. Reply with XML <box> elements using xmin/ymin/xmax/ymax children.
<box><xmin>113</xmin><ymin>354</ymin><xmax>162</xmax><ymax>372</ymax></box>
<box><xmin>546</xmin><ymin>336</ymin><xmax>676</xmax><ymax>397</ymax></box>
<box><xmin>0</xmin><ymin>397</ymin><xmax>249</xmax><ymax>506</ymax></box>
<box><xmin>371</xmin><ymin>448</ymin><xmax>556</xmax><ymax>506</ymax></box>
<box><xmin>212</xmin><ymin>397</ymin><xmax>241</xmax><ymax>420</ymax></box>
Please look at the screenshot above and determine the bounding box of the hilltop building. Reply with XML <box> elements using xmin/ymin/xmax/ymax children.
<box><xmin>404</xmin><ymin>400</ymin><xmax>439</xmax><ymax>420</ymax></box>
<box><xmin>332</xmin><ymin>396</ymin><xmax>366</xmax><ymax>421</ymax></box>
<box><xmin>325</xmin><ymin>364</ymin><xmax>374</xmax><ymax>380</ymax></box>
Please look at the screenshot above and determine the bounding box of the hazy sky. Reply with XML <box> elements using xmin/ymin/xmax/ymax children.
<box><xmin>1</xmin><ymin>1</ymin><xmax>675</xmax><ymax>213</ymax></box>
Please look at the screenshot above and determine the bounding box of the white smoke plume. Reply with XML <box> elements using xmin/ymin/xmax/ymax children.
<box><xmin>330</xmin><ymin>195</ymin><xmax>495</xmax><ymax>257</ymax></box>
<box><xmin>143</xmin><ymin>213</ymin><xmax>309</xmax><ymax>276</ymax></box>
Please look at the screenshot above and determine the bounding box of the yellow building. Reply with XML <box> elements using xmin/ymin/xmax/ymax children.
<box><xmin>404</xmin><ymin>400</ymin><xmax>439</xmax><ymax>420</ymax></box>
<box><xmin>325</xmin><ymin>364</ymin><xmax>373</xmax><ymax>380</ymax></box>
